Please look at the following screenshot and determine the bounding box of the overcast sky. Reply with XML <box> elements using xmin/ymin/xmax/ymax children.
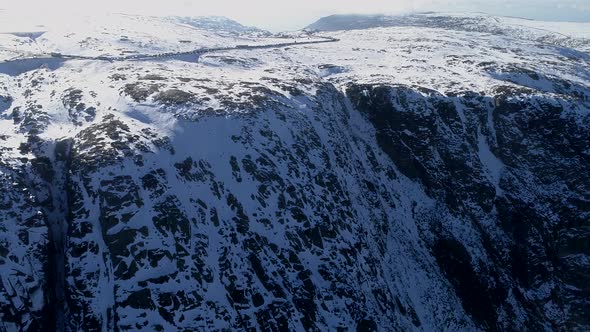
<box><xmin>2</xmin><ymin>0</ymin><xmax>590</xmax><ymax>31</ymax></box>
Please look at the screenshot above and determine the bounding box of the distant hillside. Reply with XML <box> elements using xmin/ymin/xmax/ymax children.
<box><xmin>306</xmin><ymin>12</ymin><xmax>590</xmax><ymax>52</ymax></box>
<box><xmin>168</xmin><ymin>16</ymin><xmax>270</xmax><ymax>35</ymax></box>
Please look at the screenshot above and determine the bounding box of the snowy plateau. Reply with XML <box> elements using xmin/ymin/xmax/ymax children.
<box><xmin>0</xmin><ymin>11</ymin><xmax>589</xmax><ymax>332</ymax></box>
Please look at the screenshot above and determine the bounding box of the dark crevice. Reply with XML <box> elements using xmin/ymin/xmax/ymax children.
<box><xmin>41</xmin><ymin>138</ymin><xmax>74</xmax><ymax>332</ymax></box>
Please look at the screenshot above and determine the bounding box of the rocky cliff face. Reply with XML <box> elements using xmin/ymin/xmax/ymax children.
<box><xmin>0</xmin><ymin>13</ymin><xmax>588</xmax><ymax>332</ymax></box>
<box><xmin>347</xmin><ymin>83</ymin><xmax>590</xmax><ymax>330</ymax></box>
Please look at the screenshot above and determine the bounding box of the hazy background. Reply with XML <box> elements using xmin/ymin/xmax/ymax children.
<box><xmin>2</xmin><ymin>0</ymin><xmax>590</xmax><ymax>31</ymax></box>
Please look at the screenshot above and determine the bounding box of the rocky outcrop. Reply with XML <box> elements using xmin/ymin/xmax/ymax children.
<box><xmin>0</xmin><ymin>157</ymin><xmax>48</xmax><ymax>331</ymax></box>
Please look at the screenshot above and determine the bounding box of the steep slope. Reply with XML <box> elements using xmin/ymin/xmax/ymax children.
<box><xmin>0</xmin><ymin>13</ymin><xmax>589</xmax><ymax>332</ymax></box>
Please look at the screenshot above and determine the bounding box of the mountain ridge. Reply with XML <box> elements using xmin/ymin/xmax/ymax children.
<box><xmin>0</xmin><ymin>12</ymin><xmax>588</xmax><ymax>332</ymax></box>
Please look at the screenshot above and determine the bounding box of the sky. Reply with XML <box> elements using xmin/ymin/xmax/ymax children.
<box><xmin>2</xmin><ymin>0</ymin><xmax>590</xmax><ymax>31</ymax></box>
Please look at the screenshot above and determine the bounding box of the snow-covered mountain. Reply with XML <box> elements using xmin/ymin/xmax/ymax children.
<box><xmin>0</xmin><ymin>13</ymin><xmax>284</xmax><ymax>60</ymax></box>
<box><xmin>168</xmin><ymin>16</ymin><xmax>270</xmax><ymax>36</ymax></box>
<box><xmin>306</xmin><ymin>12</ymin><xmax>590</xmax><ymax>53</ymax></box>
<box><xmin>0</xmin><ymin>12</ymin><xmax>589</xmax><ymax>331</ymax></box>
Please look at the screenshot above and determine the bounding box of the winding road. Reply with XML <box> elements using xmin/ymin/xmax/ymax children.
<box><xmin>4</xmin><ymin>36</ymin><xmax>339</xmax><ymax>64</ymax></box>
<box><xmin>0</xmin><ymin>36</ymin><xmax>339</xmax><ymax>75</ymax></box>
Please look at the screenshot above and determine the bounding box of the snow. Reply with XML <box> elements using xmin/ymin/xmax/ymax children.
<box><xmin>477</xmin><ymin>128</ymin><xmax>505</xmax><ymax>195</ymax></box>
<box><xmin>0</xmin><ymin>10</ymin><xmax>588</xmax><ymax>332</ymax></box>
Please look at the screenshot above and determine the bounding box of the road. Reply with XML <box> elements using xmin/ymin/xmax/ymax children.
<box><xmin>27</xmin><ymin>36</ymin><xmax>340</xmax><ymax>63</ymax></box>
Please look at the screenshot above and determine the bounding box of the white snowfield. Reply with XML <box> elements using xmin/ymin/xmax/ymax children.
<box><xmin>0</xmin><ymin>11</ymin><xmax>588</xmax><ymax>332</ymax></box>
<box><xmin>427</xmin><ymin>12</ymin><xmax>590</xmax><ymax>39</ymax></box>
<box><xmin>0</xmin><ymin>13</ymin><xmax>328</xmax><ymax>61</ymax></box>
